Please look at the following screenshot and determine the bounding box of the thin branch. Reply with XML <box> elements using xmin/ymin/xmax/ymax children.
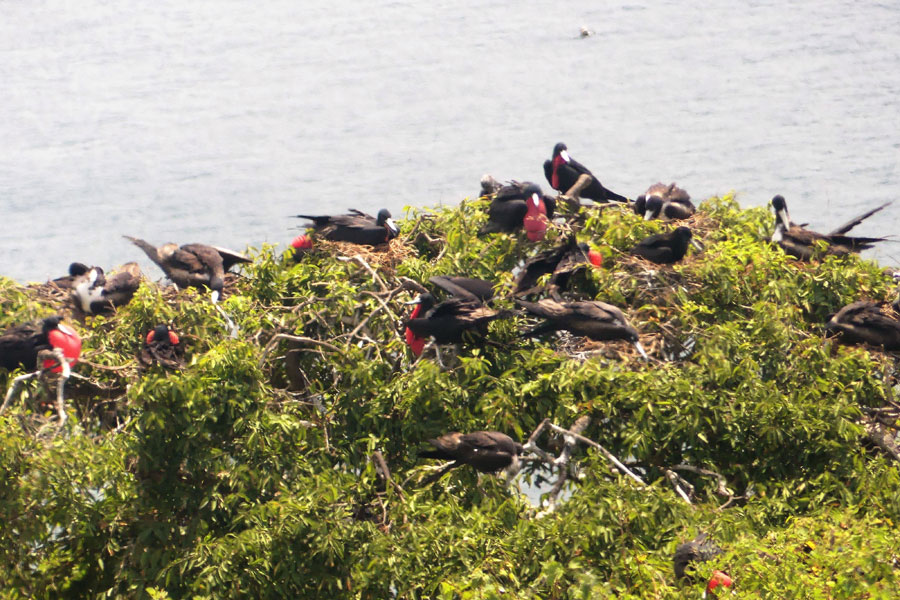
<box><xmin>371</xmin><ymin>450</ymin><xmax>405</xmax><ymax>499</ymax></box>
<box><xmin>546</xmin><ymin>422</ymin><xmax>646</xmax><ymax>486</ymax></box>
<box><xmin>672</xmin><ymin>464</ymin><xmax>732</xmax><ymax>497</ymax></box>
<box><xmin>665</xmin><ymin>469</ymin><xmax>693</xmax><ymax>504</ymax></box>
<box><xmin>338</xmin><ymin>255</ymin><xmax>387</xmax><ymax>292</ymax></box>
<box><xmin>258</xmin><ymin>333</ymin><xmax>341</xmax><ymax>368</ymax></box>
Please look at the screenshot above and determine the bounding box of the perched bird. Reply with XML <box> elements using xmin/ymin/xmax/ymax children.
<box><xmin>50</xmin><ymin>262</ymin><xmax>91</xmax><ymax>290</ymax></box>
<box><xmin>290</xmin><ymin>234</ymin><xmax>314</xmax><ymax>262</ymax></box>
<box><xmin>478</xmin><ymin>174</ymin><xmax>503</xmax><ymax>199</ymax></box>
<box><xmin>673</xmin><ymin>532</ymin><xmax>723</xmax><ymax>581</ymax></box>
<box><xmin>294</xmin><ymin>208</ymin><xmax>399</xmax><ymax>246</ymax></box>
<box><xmin>630</xmin><ymin>226</ymin><xmax>695</xmax><ymax>264</ymax></box>
<box><xmin>543</xmin><ymin>142</ymin><xmax>628</xmax><ymax>203</ymax></box>
<box><xmin>125</xmin><ymin>237</ymin><xmax>251</xmax><ymax>302</ymax></box>
<box><xmin>480</xmin><ymin>182</ymin><xmax>556</xmax><ymax>241</ymax></box>
<box><xmin>0</xmin><ymin>316</ymin><xmax>81</xmax><ymax>373</ymax></box>
<box><xmin>514</xmin><ymin>235</ymin><xmax>603</xmax><ymax>298</ymax></box>
<box><xmin>517</xmin><ymin>298</ymin><xmax>647</xmax><ymax>358</ymax></box>
<box><xmin>634</xmin><ymin>183</ymin><xmax>695</xmax><ymax>221</ymax></box>
<box><xmin>139</xmin><ymin>324</ymin><xmax>185</xmax><ymax>370</ymax></box>
<box><xmin>419</xmin><ymin>431</ymin><xmax>525</xmax><ymax>474</ymax></box>
<box><xmin>71</xmin><ymin>262</ymin><xmax>143</xmax><ymax>314</ymax></box>
<box><xmin>404</xmin><ymin>293</ymin><xmax>506</xmax><ymax>357</ymax></box>
<box><xmin>429</xmin><ymin>275</ymin><xmax>495</xmax><ymax>304</ymax></box>
<box><xmin>825</xmin><ymin>301</ymin><xmax>900</xmax><ymax>350</ymax></box>
<box><xmin>770</xmin><ymin>195</ymin><xmax>890</xmax><ymax>260</ymax></box>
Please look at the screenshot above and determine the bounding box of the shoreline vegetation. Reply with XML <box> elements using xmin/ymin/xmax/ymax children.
<box><xmin>2</xmin><ymin>193</ymin><xmax>900</xmax><ymax>598</ymax></box>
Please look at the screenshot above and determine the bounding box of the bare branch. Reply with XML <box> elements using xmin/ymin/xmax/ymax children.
<box><xmin>672</xmin><ymin>464</ymin><xmax>732</xmax><ymax>497</ymax></box>
<box><xmin>546</xmin><ymin>422</ymin><xmax>646</xmax><ymax>486</ymax></box>
<box><xmin>371</xmin><ymin>450</ymin><xmax>405</xmax><ymax>499</ymax></box>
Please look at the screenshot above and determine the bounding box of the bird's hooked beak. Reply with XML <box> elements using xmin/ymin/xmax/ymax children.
<box><xmin>643</xmin><ymin>211</ymin><xmax>654</xmax><ymax>221</ymax></box>
<box><xmin>690</xmin><ymin>239</ymin><xmax>703</xmax><ymax>252</ymax></box>
<box><xmin>560</xmin><ymin>150</ymin><xmax>571</xmax><ymax>163</ymax></box>
<box><xmin>633</xmin><ymin>341</ymin><xmax>649</xmax><ymax>361</ymax></box>
<box><xmin>776</xmin><ymin>207</ymin><xmax>791</xmax><ymax>229</ymax></box>
<box><xmin>385</xmin><ymin>218</ymin><xmax>399</xmax><ymax>235</ymax></box>
<box><xmin>404</xmin><ymin>296</ymin><xmax>423</xmax><ymax>305</ymax></box>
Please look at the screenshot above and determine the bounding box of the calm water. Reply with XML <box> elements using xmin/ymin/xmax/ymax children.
<box><xmin>1</xmin><ymin>0</ymin><xmax>898</xmax><ymax>283</ymax></box>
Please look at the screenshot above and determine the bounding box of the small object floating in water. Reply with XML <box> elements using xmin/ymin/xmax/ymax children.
<box><xmin>579</xmin><ymin>27</ymin><xmax>594</xmax><ymax>38</ymax></box>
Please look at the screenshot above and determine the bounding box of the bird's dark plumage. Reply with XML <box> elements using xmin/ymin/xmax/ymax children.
<box><xmin>71</xmin><ymin>263</ymin><xmax>143</xmax><ymax>314</ymax></box>
<box><xmin>50</xmin><ymin>263</ymin><xmax>91</xmax><ymax>290</ymax></box>
<box><xmin>635</xmin><ymin>183</ymin><xmax>695</xmax><ymax>221</ymax></box>
<box><xmin>514</xmin><ymin>235</ymin><xmax>601</xmax><ymax>297</ymax></box>
<box><xmin>0</xmin><ymin>316</ymin><xmax>61</xmax><ymax>372</ymax></box>
<box><xmin>419</xmin><ymin>431</ymin><xmax>525</xmax><ymax>473</ymax></box>
<box><xmin>139</xmin><ymin>324</ymin><xmax>185</xmax><ymax>370</ymax></box>
<box><xmin>825</xmin><ymin>301</ymin><xmax>900</xmax><ymax>350</ymax></box>
<box><xmin>295</xmin><ymin>208</ymin><xmax>399</xmax><ymax>246</ymax></box>
<box><xmin>429</xmin><ymin>276</ymin><xmax>495</xmax><ymax>304</ymax></box>
<box><xmin>673</xmin><ymin>532</ymin><xmax>723</xmax><ymax>580</ymax></box>
<box><xmin>630</xmin><ymin>227</ymin><xmax>694</xmax><ymax>264</ymax></box>
<box><xmin>479</xmin><ymin>182</ymin><xmax>556</xmax><ymax>239</ymax></box>
<box><xmin>517</xmin><ymin>299</ymin><xmax>641</xmax><ymax>346</ymax></box>
<box><xmin>544</xmin><ymin>142</ymin><xmax>627</xmax><ymax>203</ymax></box>
<box><xmin>125</xmin><ymin>237</ymin><xmax>250</xmax><ymax>296</ymax></box>
<box><xmin>770</xmin><ymin>195</ymin><xmax>890</xmax><ymax>261</ymax></box>
<box><xmin>405</xmin><ymin>293</ymin><xmax>505</xmax><ymax>349</ymax></box>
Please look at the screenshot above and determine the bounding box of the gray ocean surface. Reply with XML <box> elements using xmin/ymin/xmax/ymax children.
<box><xmin>1</xmin><ymin>0</ymin><xmax>898</xmax><ymax>284</ymax></box>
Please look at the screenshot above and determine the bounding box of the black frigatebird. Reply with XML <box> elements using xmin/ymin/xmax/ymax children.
<box><xmin>543</xmin><ymin>142</ymin><xmax>628</xmax><ymax>203</ymax></box>
<box><xmin>294</xmin><ymin>208</ymin><xmax>399</xmax><ymax>246</ymax></box>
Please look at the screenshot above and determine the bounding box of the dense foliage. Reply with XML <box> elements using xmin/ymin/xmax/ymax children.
<box><xmin>1</xmin><ymin>194</ymin><xmax>899</xmax><ymax>598</ymax></box>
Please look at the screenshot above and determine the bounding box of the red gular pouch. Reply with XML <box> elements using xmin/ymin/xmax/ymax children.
<box><xmin>551</xmin><ymin>153</ymin><xmax>567</xmax><ymax>189</ymax></box>
<box><xmin>43</xmin><ymin>323</ymin><xmax>81</xmax><ymax>372</ymax></box>
<box><xmin>588</xmin><ymin>249</ymin><xmax>603</xmax><ymax>267</ymax></box>
<box><xmin>703</xmin><ymin>570</ymin><xmax>733</xmax><ymax>598</ymax></box>
<box><xmin>291</xmin><ymin>234</ymin><xmax>313</xmax><ymax>250</ymax></box>
<box><xmin>405</xmin><ymin>303</ymin><xmax>426</xmax><ymax>357</ymax></box>
<box><xmin>523</xmin><ymin>193</ymin><xmax>550</xmax><ymax>242</ymax></box>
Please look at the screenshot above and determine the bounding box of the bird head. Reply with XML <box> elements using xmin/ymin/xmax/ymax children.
<box><xmin>377</xmin><ymin>209</ymin><xmax>400</xmax><ymax>237</ymax></box>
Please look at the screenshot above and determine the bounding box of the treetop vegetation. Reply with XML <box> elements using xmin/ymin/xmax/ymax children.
<box><xmin>1</xmin><ymin>192</ymin><xmax>899</xmax><ymax>598</ymax></box>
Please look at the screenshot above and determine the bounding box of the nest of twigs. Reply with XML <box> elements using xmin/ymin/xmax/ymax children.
<box><xmin>312</xmin><ymin>237</ymin><xmax>416</xmax><ymax>273</ymax></box>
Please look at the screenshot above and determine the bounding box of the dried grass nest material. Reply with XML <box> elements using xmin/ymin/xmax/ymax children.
<box><xmin>310</xmin><ymin>237</ymin><xmax>416</xmax><ymax>272</ymax></box>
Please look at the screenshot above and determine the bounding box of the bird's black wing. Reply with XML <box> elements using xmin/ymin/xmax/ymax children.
<box><xmin>828</xmin><ymin>201</ymin><xmax>891</xmax><ymax>235</ymax></box>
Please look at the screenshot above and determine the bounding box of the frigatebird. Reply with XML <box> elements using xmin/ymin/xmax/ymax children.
<box><xmin>513</xmin><ymin>235</ymin><xmax>602</xmax><ymax>298</ymax></box>
<box><xmin>428</xmin><ymin>275</ymin><xmax>495</xmax><ymax>304</ymax></box>
<box><xmin>634</xmin><ymin>182</ymin><xmax>695</xmax><ymax>221</ymax></box>
<box><xmin>125</xmin><ymin>237</ymin><xmax>250</xmax><ymax>302</ymax></box>
<box><xmin>770</xmin><ymin>195</ymin><xmax>890</xmax><ymax>260</ymax></box>
<box><xmin>543</xmin><ymin>142</ymin><xmax>627</xmax><ymax>202</ymax></box>
<box><xmin>0</xmin><ymin>316</ymin><xmax>80</xmax><ymax>373</ymax></box>
<box><xmin>517</xmin><ymin>298</ymin><xmax>647</xmax><ymax>358</ymax></box>
<box><xmin>825</xmin><ymin>300</ymin><xmax>900</xmax><ymax>350</ymax></box>
<box><xmin>294</xmin><ymin>208</ymin><xmax>399</xmax><ymax>246</ymax></box>
<box><xmin>404</xmin><ymin>293</ymin><xmax>505</xmax><ymax>357</ymax></box>
<box><xmin>419</xmin><ymin>431</ymin><xmax>525</xmax><ymax>474</ymax></box>
<box><xmin>479</xmin><ymin>182</ymin><xmax>555</xmax><ymax>241</ymax></box>
<box><xmin>673</xmin><ymin>532</ymin><xmax>723</xmax><ymax>580</ymax></box>
<box><xmin>139</xmin><ymin>324</ymin><xmax>185</xmax><ymax>370</ymax></box>
<box><xmin>71</xmin><ymin>263</ymin><xmax>143</xmax><ymax>314</ymax></box>
<box><xmin>630</xmin><ymin>226</ymin><xmax>695</xmax><ymax>264</ymax></box>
